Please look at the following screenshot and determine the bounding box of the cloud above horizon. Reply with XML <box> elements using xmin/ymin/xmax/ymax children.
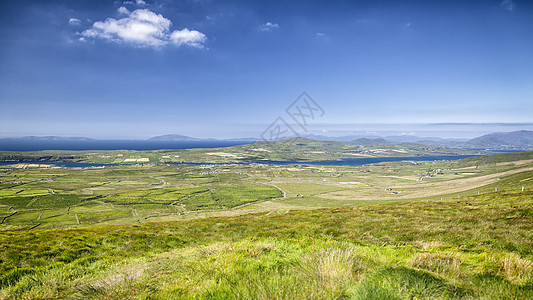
<box><xmin>68</xmin><ymin>18</ymin><xmax>81</xmax><ymax>25</ymax></box>
<box><xmin>260</xmin><ymin>22</ymin><xmax>279</xmax><ymax>31</ymax></box>
<box><xmin>80</xmin><ymin>7</ymin><xmax>206</xmax><ymax>48</ymax></box>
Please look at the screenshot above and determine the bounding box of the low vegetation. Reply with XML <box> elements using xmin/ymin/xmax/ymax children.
<box><xmin>0</xmin><ymin>151</ymin><xmax>532</xmax><ymax>298</ymax></box>
<box><xmin>0</xmin><ymin>190</ymin><xmax>532</xmax><ymax>299</ymax></box>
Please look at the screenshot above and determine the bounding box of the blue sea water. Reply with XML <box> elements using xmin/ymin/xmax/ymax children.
<box><xmin>0</xmin><ymin>140</ymin><xmax>255</xmax><ymax>151</ymax></box>
<box><xmin>0</xmin><ymin>155</ymin><xmax>480</xmax><ymax>168</ymax></box>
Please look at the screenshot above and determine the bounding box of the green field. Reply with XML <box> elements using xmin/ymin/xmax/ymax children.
<box><xmin>0</xmin><ymin>150</ymin><xmax>532</xmax><ymax>298</ymax></box>
<box><xmin>0</xmin><ymin>137</ymin><xmax>488</xmax><ymax>164</ymax></box>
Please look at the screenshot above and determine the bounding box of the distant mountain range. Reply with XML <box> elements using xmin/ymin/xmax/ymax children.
<box><xmin>335</xmin><ymin>131</ymin><xmax>533</xmax><ymax>149</ymax></box>
<box><xmin>296</xmin><ymin>134</ymin><xmax>467</xmax><ymax>143</ymax></box>
<box><xmin>299</xmin><ymin>131</ymin><xmax>533</xmax><ymax>149</ymax></box>
<box><xmin>467</xmin><ymin>130</ymin><xmax>533</xmax><ymax>148</ymax></box>
<box><xmin>2</xmin><ymin>130</ymin><xmax>533</xmax><ymax>150</ymax></box>
<box><xmin>351</xmin><ymin>138</ymin><xmax>390</xmax><ymax>145</ymax></box>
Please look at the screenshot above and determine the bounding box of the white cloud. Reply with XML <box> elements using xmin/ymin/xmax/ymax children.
<box><xmin>69</xmin><ymin>18</ymin><xmax>81</xmax><ymax>25</ymax></box>
<box><xmin>501</xmin><ymin>0</ymin><xmax>515</xmax><ymax>11</ymax></box>
<box><xmin>315</xmin><ymin>32</ymin><xmax>330</xmax><ymax>41</ymax></box>
<box><xmin>260</xmin><ymin>22</ymin><xmax>279</xmax><ymax>31</ymax></box>
<box><xmin>80</xmin><ymin>8</ymin><xmax>206</xmax><ymax>48</ymax></box>
<box><xmin>170</xmin><ymin>28</ymin><xmax>206</xmax><ymax>47</ymax></box>
<box><xmin>118</xmin><ymin>6</ymin><xmax>130</xmax><ymax>15</ymax></box>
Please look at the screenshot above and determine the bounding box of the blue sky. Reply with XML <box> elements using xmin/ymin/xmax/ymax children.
<box><xmin>1</xmin><ymin>0</ymin><xmax>532</xmax><ymax>139</ymax></box>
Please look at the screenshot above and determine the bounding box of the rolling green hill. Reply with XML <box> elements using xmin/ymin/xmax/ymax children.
<box><xmin>0</xmin><ymin>190</ymin><xmax>532</xmax><ymax>299</ymax></box>
<box><xmin>1</xmin><ymin>151</ymin><xmax>532</xmax><ymax>298</ymax></box>
<box><xmin>0</xmin><ymin>137</ymin><xmax>488</xmax><ymax>164</ymax></box>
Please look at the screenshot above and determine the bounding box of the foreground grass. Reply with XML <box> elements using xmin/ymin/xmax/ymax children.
<box><xmin>1</xmin><ymin>190</ymin><xmax>532</xmax><ymax>299</ymax></box>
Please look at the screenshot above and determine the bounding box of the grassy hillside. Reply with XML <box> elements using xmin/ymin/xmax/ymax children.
<box><xmin>0</xmin><ymin>137</ymin><xmax>488</xmax><ymax>164</ymax></box>
<box><xmin>207</xmin><ymin>137</ymin><xmax>487</xmax><ymax>161</ymax></box>
<box><xmin>1</xmin><ymin>151</ymin><xmax>533</xmax><ymax>298</ymax></box>
<box><xmin>0</xmin><ymin>190</ymin><xmax>532</xmax><ymax>299</ymax></box>
<box><xmin>456</xmin><ymin>150</ymin><xmax>533</xmax><ymax>166</ymax></box>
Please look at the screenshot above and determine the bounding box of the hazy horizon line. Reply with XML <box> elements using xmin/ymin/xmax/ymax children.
<box><xmin>1</xmin><ymin>123</ymin><xmax>532</xmax><ymax>141</ymax></box>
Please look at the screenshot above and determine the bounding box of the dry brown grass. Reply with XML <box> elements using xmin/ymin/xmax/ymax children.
<box><xmin>501</xmin><ymin>253</ymin><xmax>533</xmax><ymax>284</ymax></box>
<box><xmin>299</xmin><ymin>247</ymin><xmax>366</xmax><ymax>296</ymax></box>
<box><xmin>410</xmin><ymin>252</ymin><xmax>462</xmax><ymax>274</ymax></box>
